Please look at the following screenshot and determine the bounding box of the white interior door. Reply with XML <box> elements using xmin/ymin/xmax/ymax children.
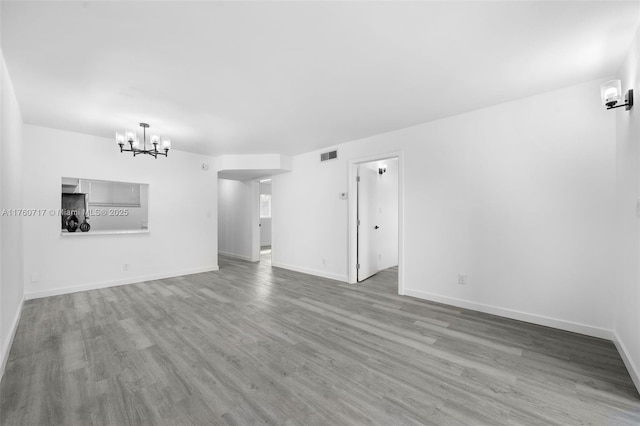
<box><xmin>357</xmin><ymin>165</ymin><xmax>379</xmax><ymax>282</ymax></box>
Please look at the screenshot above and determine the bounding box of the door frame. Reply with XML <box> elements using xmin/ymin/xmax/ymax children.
<box><xmin>347</xmin><ymin>151</ymin><xmax>405</xmax><ymax>295</ymax></box>
<box><xmin>356</xmin><ymin>164</ymin><xmax>379</xmax><ymax>282</ymax></box>
<box><xmin>250</xmin><ymin>179</ymin><xmax>261</xmax><ymax>262</ymax></box>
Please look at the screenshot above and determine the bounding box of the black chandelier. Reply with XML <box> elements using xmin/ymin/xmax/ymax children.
<box><xmin>115</xmin><ymin>123</ymin><xmax>171</xmax><ymax>159</ymax></box>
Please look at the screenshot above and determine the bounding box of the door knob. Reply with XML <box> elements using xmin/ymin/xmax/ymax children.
<box><xmin>374</xmin><ymin>225</ymin><xmax>379</xmax><ymax>229</ymax></box>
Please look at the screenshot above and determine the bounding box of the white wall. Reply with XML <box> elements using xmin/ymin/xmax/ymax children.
<box><xmin>614</xmin><ymin>27</ymin><xmax>640</xmax><ymax>392</ymax></box>
<box><xmin>272</xmin><ymin>153</ymin><xmax>350</xmax><ymax>281</ymax></box>
<box><xmin>0</xmin><ymin>50</ymin><xmax>25</xmax><ymax>379</ymax></box>
<box><xmin>218</xmin><ymin>178</ymin><xmax>256</xmax><ymax>260</ymax></box>
<box><xmin>217</xmin><ymin>154</ymin><xmax>292</xmax><ymax>173</ymax></box>
<box><xmin>21</xmin><ymin>125</ymin><xmax>218</xmax><ymax>299</ymax></box>
<box><xmin>260</xmin><ymin>181</ymin><xmax>272</xmax><ymax>247</ymax></box>
<box><xmin>273</xmin><ymin>79</ymin><xmax>616</xmax><ymax>337</ymax></box>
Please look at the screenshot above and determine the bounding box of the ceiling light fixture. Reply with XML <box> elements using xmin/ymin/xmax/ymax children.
<box><xmin>115</xmin><ymin>123</ymin><xmax>171</xmax><ymax>159</ymax></box>
<box><xmin>600</xmin><ymin>80</ymin><xmax>633</xmax><ymax>111</ymax></box>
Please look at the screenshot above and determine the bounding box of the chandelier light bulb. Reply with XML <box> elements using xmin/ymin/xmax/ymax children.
<box><xmin>125</xmin><ymin>131</ymin><xmax>135</xmax><ymax>143</ymax></box>
<box><xmin>151</xmin><ymin>135</ymin><xmax>160</xmax><ymax>145</ymax></box>
<box><xmin>115</xmin><ymin>132</ymin><xmax>125</xmax><ymax>144</ymax></box>
<box><xmin>162</xmin><ymin>139</ymin><xmax>171</xmax><ymax>150</ymax></box>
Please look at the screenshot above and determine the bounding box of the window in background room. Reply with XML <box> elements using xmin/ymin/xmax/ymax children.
<box><xmin>260</xmin><ymin>194</ymin><xmax>272</xmax><ymax>218</ymax></box>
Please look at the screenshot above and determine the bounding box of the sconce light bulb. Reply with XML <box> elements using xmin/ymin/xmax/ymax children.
<box><xmin>604</xmin><ymin>87</ymin><xmax>618</xmax><ymax>100</ymax></box>
<box><xmin>601</xmin><ymin>80</ymin><xmax>623</xmax><ymax>107</ymax></box>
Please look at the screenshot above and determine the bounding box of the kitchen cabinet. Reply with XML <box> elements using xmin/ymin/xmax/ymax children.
<box><xmin>85</xmin><ymin>180</ymin><xmax>141</xmax><ymax>207</ymax></box>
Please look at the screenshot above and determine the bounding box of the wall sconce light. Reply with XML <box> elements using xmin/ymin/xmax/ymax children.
<box><xmin>378</xmin><ymin>167</ymin><xmax>387</xmax><ymax>175</ymax></box>
<box><xmin>600</xmin><ymin>80</ymin><xmax>633</xmax><ymax>111</ymax></box>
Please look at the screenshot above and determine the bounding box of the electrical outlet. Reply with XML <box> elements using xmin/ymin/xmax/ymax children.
<box><xmin>458</xmin><ymin>274</ymin><xmax>466</xmax><ymax>285</ymax></box>
<box><xmin>123</xmin><ymin>264</ymin><xmax>129</xmax><ymax>271</ymax></box>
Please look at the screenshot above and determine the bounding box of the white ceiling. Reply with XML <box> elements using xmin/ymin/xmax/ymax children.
<box><xmin>2</xmin><ymin>1</ymin><xmax>639</xmax><ymax>157</ymax></box>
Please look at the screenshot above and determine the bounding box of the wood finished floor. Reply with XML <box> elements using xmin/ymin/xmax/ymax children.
<box><xmin>2</xmin><ymin>254</ymin><xmax>639</xmax><ymax>425</ymax></box>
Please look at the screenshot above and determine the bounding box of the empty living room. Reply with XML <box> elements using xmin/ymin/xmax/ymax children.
<box><xmin>1</xmin><ymin>1</ymin><xmax>640</xmax><ymax>424</ymax></box>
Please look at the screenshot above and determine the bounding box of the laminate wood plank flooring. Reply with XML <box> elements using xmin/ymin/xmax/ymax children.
<box><xmin>1</xmin><ymin>254</ymin><xmax>639</xmax><ymax>425</ymax></box>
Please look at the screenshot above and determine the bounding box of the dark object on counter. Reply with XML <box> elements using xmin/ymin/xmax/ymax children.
<box><xmin>66</xmin><ymin>214</ymin><xmax>79</xmax><ymax>232</ymax></box>
<box><xmin>80</xmin><ymin>219</ymin><xmax>90</xmax><ymax>232</ymax></box>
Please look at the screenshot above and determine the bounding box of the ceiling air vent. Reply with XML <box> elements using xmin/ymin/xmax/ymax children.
<box><xmin>320</xmin><ymin>150</ymin><xmax>338</xmax><ymax>162</ymax></box>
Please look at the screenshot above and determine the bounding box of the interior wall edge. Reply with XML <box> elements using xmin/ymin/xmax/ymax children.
<box><xmin>23</xmin><ymin>265</ymin><xmax>219</xmax><ymax>301</ymax></box>
<box><xmin>0</xmin><ymin>294</ymin><xmax>24</xmax><ymax>382</ymax></box>
<box><xmin>403</xmin><ymin>288</ymin><xmax>614</xmax><ymax>341</ymax></box>
<box><xmin>613</xmin><ymin>331</ymin><xmax>640</xmax><ymax>395</ymax></box>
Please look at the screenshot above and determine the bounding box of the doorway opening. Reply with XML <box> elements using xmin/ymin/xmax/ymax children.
<box><xmin>348</xmin><ymin>153</ymin><xmax>404</xmax><ymax>294</ymax></box>
<box><xmin>259</xmin><ymin>178</ymin><xmax>272</xmax><ymax>266</ymax></box>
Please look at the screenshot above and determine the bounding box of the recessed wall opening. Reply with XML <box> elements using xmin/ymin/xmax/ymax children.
<box><xmin>217</xmin><ymin>170</ymin><xmax>285</xmax><ymax>267</ymax></box>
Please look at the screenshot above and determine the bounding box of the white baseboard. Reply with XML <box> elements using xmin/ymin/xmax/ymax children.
<box><xmin>219</xmin><ymin>251</ymin><xmax>255</xmax><ymax>262</ymax></box>
<box><xmin>403</xmin><ymin>288</ymin><xmax>613</xmax><ymax>340</ymax></box>
<box><xmin>24</xmin><ymin>265</ymin><xmax>219</xmax><ymax>300</ymax></box>
<box><xmin>612</xmin><ymin>331</ymin><xmax>640</xmax><ymax>395</ymax></box>
<box><xmin>271</xmin><ymin>261</ymin><xmax>348</xmax><ymax>282</ymax></box>
<box><xmin>1</xmin><ymin>295</ymin><xmax>24</xmax><ymax>381</ymax></box>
